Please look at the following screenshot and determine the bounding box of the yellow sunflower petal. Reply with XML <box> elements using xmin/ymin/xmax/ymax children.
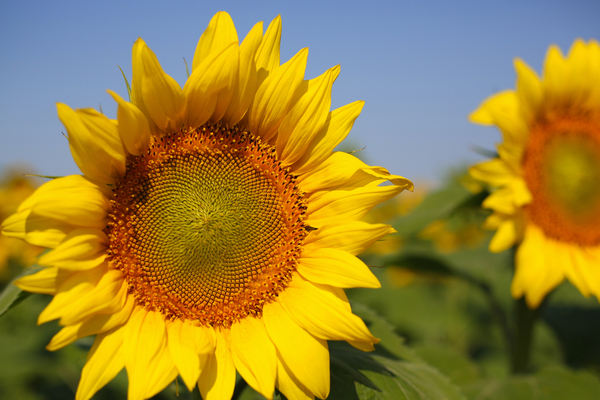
<box><xmin>255</xmin><ymin>15</ymin><xmax>282</xmax><ymax>85</ymax></box>
<box><xmin>305</xmin><ymin>221</ymin><xmax>395</xmax><ymax>255</ymax></box>
<box><xmin>279</xmin><ymin>275</ymin><xmax>378</xmax><ymax>344</ymax></box>
<box><xmin>468</xmin><ymin>91</ymin><xmax>529</xmax><ymax>145</ymax></box>
<box><xmin>58</xmin><ymin>270</ymin><xmax>126</xmax><ymax>326</ymax></box>
<box><xmin>570</xmin><ymin>246</ymin><xmax>600</xmax><ymax>298</ymax></box>
<box><xmin>192</xmin><ymin>11</ymin><xmax>238</xmax><ymax>71</ymax></box>
<box><xmin>198</xmin><ymin>330</ymin><xmax>236</xmax><ymax>400</ymax></box>
<box><xmin>298</xmin><ymin>151</ymin><xmax>369</xmax><ymax>193</ymax></box>
<box><xmin>37</xmin><ymin>265</ymin><xmax>113</xmax><ymax>325</ymax></box>
<box><xmin>469</xmin><ymin>158</ymin><xmax>515</xmax><ymax>187</ymax></box>
<box><xmin>231</xmin><ymin>316</ymin><xmax>277</xmax><ymax>399</ymax></box>
<box><xmin>167</xmin><ymin>319</ymin><xmax>215</xmax><ymax>391</ymax></box>
<box><xmin>2</xmin><ymin>175</ymin><xmax>109</xmax><ymax>248</ymax></box>
<box><xmin>132</xmin><ymin>38</ymin><xmax>185</xmax><ymax>132</ymax></box>
<box><xmin>488</xmin><ymin>216</ymin><xmax>521</xmax><ymax>253</ymax></box>
<box><xmin>276</xmin><ymin>357</ymin><xmax>315</xmax><ymax>400</ymax></box>
<box><xmin>47</xmin><ymin>295</ymin><xmax>135</xmax><ymax>351</ymax></box>
<box><xmin>264</xmin><ymin>301</ymin><xmax>330</xmax><ymax>399</ymax></box>
<box><xmin>222</xmin><ymin>21</ymin><xmax>263</xmax><ymax>125</ymax></box>
<box><xmin>293</xmin><ymin>101</ymin><xmax>365</xmax><ymax>175</ymax></box>
<box><xmin>38</xmin><ymin>228</ymin><xmax>107</xmax><ymax>271</ymax></box>
<box><xmin>123</xmin><ymin>307</ymin><xmax>170</xmax><ymax>400</ymax></box>
<box><xmin>298</xmin><ymin>247</ymin><xmax>380</xmax><ymax>288</ymax></box>
<box><xmin>141</xmin><ymin>345</ymin><xmax>178</xmax><ymax>400</ymax></box>
<box><xmin>107</xmin><ymin>89</ymin><xmax>151</xmax><ymax>156</ymax></box>
<box><xmin>57</xmin><ymin>104</ymin><xmax>126</xmax><ymax>185</ymax></box>
<box><xmin>512</xmin><ymin>225</ymin><xmax>565</xmax><ymax>308</ymax></box>
<box><xmin>276</xmin><ymin>66</ymin><xmax>337</xmax><ymax>165</ymax></box>
<box><xmin>543</xmin><ymin>45</ymin><xmax>569</xmax><ymax>108</ymax></box>
<box><xmin>75</xmin><ymin>326</ymin><xmax>126</xmax><ymax>400</ymax></box>
<box><xmin>184</xmin><ymin>42</ymin><xmax>239</xmax><ymax>128</ymax></box>
<box><xmin>246</xmin><ymin>48</ymin><xmax>308</xmax><ymax>142</ymax></box>
<box><xmin>514</xmin><ymin>58</ymin><xmax>543</xmax><ymax>123</ymax></box>
<box><xmin>306</xmin><ymin>184</ymin><xmax>406</xmax><ymax>226</ymax></box>
<box><xmin>14</xmin><ymin>266</ymin><xmax>59</xmax><ymax>295</ymax></box>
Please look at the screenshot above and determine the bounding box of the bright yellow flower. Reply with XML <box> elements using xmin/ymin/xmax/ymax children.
<box><xmin>469</xmin><ymin>39</ymin><xmax>600</xmax><ymax>308</ymax></box>
<box><xmin>1</xmin><ymin>12</ymin><xmax>412</xmax><ymax>400</ymax></box>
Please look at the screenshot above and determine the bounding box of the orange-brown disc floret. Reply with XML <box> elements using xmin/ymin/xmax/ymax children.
<box><xmin>523</xmin><ymin>117</ymin><xmax>600</xmax><ymax>246</ymax></box>
<box><xmin>107</xmin><ymin>124</ymin><xmax>307</xmax><ymax>328</ymax></box>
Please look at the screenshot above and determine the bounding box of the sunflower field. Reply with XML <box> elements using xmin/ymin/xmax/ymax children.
<box><xmin>1</xmin><ymin>9</ymin><xmax>600</xmax><ymax>400</ymax></box>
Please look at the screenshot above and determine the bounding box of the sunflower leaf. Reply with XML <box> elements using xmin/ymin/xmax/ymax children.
<box><xmin>326</xmin><ymin>304</ymin><xmax>466</xmax><ymax>400</ymax></box>
<box><xmin>0</xmin><ymin>266</ymin><xmax>43</xmax><ymax>319</ymax></box>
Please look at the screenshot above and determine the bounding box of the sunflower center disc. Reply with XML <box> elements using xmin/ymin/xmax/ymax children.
<box><xmin>108</xmin><ymin>124</ymin><xmax>307</xmax><ymax>327</ymax></box>
<box><xmin>523</xmin><ymin>118</ymin><xmax>600</xmax><ymax>245</ymax></box>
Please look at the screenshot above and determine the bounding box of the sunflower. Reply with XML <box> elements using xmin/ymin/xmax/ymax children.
<box><xmin>1</xmin><ymin>12</ymin><xmax>412</xmax><ymax>400</ymax></box>
<box><xmin>469</xmin><ymin>39</ymin><xmax>600</xmax><ymax>308</ymax></box>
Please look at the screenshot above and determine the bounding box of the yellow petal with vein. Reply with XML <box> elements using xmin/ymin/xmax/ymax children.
<box><xmin>255</xmin><ymin>15</ymin><xmax>281</xmax><ymax>85</ymax></box>
<box><xmin>14</xmin><ymin>266</ymin><xmax>59</xmax><ymax>295</ymax></box>
<box><xmin>293</xmin><ymin>101</ymin><xmax>364</xmax><ymax>175</ymax></box>
<box><xmin>277</xmin><ymin>67</ymin><xmax>336</xmax><ymax>164</ymax></box>
<box><xmin>58</xmin><ymin>270</ymin><xmax>126</xmax><ymax>326</ymax></box>
<box><xmin>279</xmin><ymin>276</ymin><xmax>377</xmax><ymax>344</ymax></box>
<box><xmin>304</xmin><ymin>221</ymin><xmax>395</xmax><ymax>256</ymax></box>
<box><xmin>264</xmin><ymin>301</ymin><xmax>329</xmax><ymax>399</ymax></box>
<box><xmin>167</xmin><ymin>319</ymin><xmax>215</xmax><ymax>391</ymax></box>
<box><xmin>1</xmin><ymin>176</ymin><xmax>109</xmax><ymax>248</ymax></box>
<box><xmin>107</xmin><ymin>89</ymin><xmax>151</xmax><ymax>156</ymax></box>
<box><xmin>298</xmin><ymin>247</ymin><xmax>380</xmax><ymax>288</ymax></box>
<box><xmin>231</xmin><ymin>317</ymin><xmax>276</xmax><ymax>399</ymax></box>
<box><xmin>198</xmin><ymin>330</ymin><xmax>236</xmax><ymax>400</ymax></box>
<box><xmin>193</xmin><ymin>11</ymin><xmax>238</xmax><ymax>70</ymax></box>
<box><xmin>184</xmin><ymin>43</ymin><xmax>239</xmax><ymax>128</ymax></box>
<box><xmin>57</xmin><ymin>104</ymin><xmax>125</xmax><ymax>185</ymax></box>
<box><xmin>141</xmin><ymin>345</ymin><xmax>178</xmax><ymax>400</ymax></box>
<box><xmin>38</xmin><ymin>228</ymin><xmax>107</xmax><ymax>270</ymax></box>
<box><xmin>299</xmin><ymin>151</ymin><xmax>367</xmax><ymax>193</ymax></box>
<box><xmin>276</xmin><ymin>356</ymin><xmax>314</xmax><ymax>400</ymax></box>
<box><xmin>222</xmin><ymin>22</ymin><xmax>262</xmax><ymax>125</ymax></box>
<box><xmin>134</xmin><ymin>38</ymin><xmax>185</xmax><ymax>132</ymax></box>
<box><xmin>124</xmin><ymin>307</ymin><xmax>169</xmax><ymax>400</ymax></box>
<box><xmin>47</xmin><ymin>295</ymin><xmax>135</xmax><ymax>351</ymax></box>
<box><xmin>37</xmin><ymin>265</ymin><xmax>111</xmax><ymax>324</ymax></box>
<box><xmin>307</xmin><ymin>184</ymin><xmax>406</xmax><ymax>226</ymax></box>
<box><xmin>246</xmin><ymin>48</ymin><xmax>308</xmax><ymax>142</ymax></box>
<box><xmin>76</xmin><ymin>326</ymin><xmax>126</xmax><ymax>400</ymax></box>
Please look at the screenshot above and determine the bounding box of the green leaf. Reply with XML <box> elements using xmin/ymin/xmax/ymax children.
<box><xmin>0</xmin><ymin>266</ymin><xmax>42</xmax><ymax>318</ymax></box>
<box><xmin>467</xmin><ymin>365</ymin><xmax>600</xmax><ymax>400</ymax></box>
<box><xmin>352</xmin><ymin>302</ymin><xmax>421</xmax><ymax>363</ymax></box>
<box><xmin>329</xmin><ymin>342</ymin><xmax>466</xmax><ymax>400</ymax></box>
<box><xmin>326</xmin><ymin>304</ymin><xmax>466</xmax><ymax>400</ymax></box>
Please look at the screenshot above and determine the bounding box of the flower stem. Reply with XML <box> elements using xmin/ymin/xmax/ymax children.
<box><xmin>510</xmin><ymin>296</ymin><xmax>540</xmax><ymax>374</ymax></box>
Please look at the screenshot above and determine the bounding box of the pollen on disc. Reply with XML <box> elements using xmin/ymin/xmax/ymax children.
<box><xmin>108</xmin><ymin>124</ymin><xmax>307</xmax><ymax>327</ymax></box>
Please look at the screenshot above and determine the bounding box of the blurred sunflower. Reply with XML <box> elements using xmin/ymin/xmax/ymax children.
<box><xmin>1</xmin><ymin>12</ymin><xmax>412</xmax><ymax>400</ymax></box>
<box><xmin>0</xmin><ymin>169</ymin><xmax>43</xmax><ymax>279</ymax></box>
<box><xmin>469</xmin><ymin>39</ymin><xmax>600</xmax><ymax>308</ymax></box>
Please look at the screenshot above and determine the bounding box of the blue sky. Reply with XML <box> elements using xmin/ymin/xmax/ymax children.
<box><xmin>1</xmin><ymin>0</ymin><xmax>599</xmax><ymax>188</ymax></box>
